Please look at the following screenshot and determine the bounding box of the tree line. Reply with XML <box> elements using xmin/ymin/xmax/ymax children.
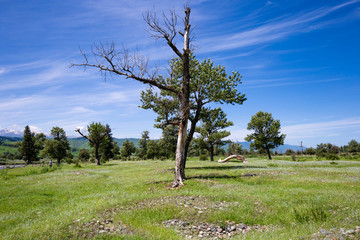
<box><xmin>5</xmin><ymin>122</ymin><xmax>359</xmax><ymax>165</ymax></box>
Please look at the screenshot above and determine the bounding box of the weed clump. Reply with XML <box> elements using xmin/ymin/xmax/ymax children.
<box><xmin>293</xmin><ymin>202</ymin><xmax>327</xmax><ymax>223</ymax></box>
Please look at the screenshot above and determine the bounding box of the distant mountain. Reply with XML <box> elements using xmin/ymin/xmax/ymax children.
<box><xmin>0</xmin><ymin>128</ymin><xmax>22</xmax><ymax>138</ymax></box>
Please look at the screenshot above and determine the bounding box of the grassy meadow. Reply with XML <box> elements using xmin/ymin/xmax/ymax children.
<box><xmin>1</xmin><ymin>158</ymin><xmax>359</xmax><ymax>239</ymax></box>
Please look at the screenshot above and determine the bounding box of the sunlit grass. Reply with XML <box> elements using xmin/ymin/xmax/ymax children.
<box><xmin>1</xmin><ymin>159</ymin><xmax>359</xmax><ymax>239</ymax></box>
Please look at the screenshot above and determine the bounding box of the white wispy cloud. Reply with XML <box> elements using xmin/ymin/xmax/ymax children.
<box><xmin>200</xmin><ymin>0</ymin><xmax>360</xmax><ymax>53</ymax></box>
<box><xmin>282</xmin><ymin>117</ymin><xmax>360</xmax><ymax>139</ymax></box>
<box><xmin>244</xmin><ymin>78</ymin><xmax>343</xmax><ymax>89</ymax></box>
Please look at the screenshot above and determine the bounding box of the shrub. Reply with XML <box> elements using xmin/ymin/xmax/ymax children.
<box><xmin>326</xmin><ymin>154</ymin><xmax>340</xmax><ymax>160</ymax></box>
<box><xmin>293</xmin><ymin>204</ymin><xmax>327</xmax><ymax>223</ymax></box>
<box><xmin>64</xmin><ymin>157</ymin><xmax>74</xmax><ymax>164</ymax></box>
<box><xmin>285</xmin><ymin>149</ymin><xmax>295</xmax><ymax>155</ymax></box>
<box><xmin>78</xmin><ymin>149</ymin><xmax>91</xmax><ymax>162</ymax></box>
<box><xmin>199</xmin><ymin>154</ymin><xmax>208</xmax><ymax>161</ymax></box>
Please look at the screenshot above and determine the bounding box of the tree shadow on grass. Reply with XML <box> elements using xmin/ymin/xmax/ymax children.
<box><xmin>186</xmin><ymin>165</ymin><xmax>266</xmax><ymax>170</ymax></box>
<box><xmin>187</xmin><ymin>172</ymin><xmax>258</xmax><ymax>180</ymax></box>
<box><xmin>100</xmin><ymin>163</ymin><xmax>118</xmax><ymax>166</ymax></box>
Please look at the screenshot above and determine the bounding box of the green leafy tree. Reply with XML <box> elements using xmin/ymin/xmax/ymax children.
<box><xmin>304</xmin><ymin>147</ymin><xmax>316</xmax><ymax>155</ymax></box>
<box><xmin>316</xmin><ymin>143</ymin><xmax>340</xmax><ymax>158</ymax></box>
<box><xmin>72</xmin><ymin>7</ymin><xmax>246</xmax><ymax>187</ymax></box>
<box><xmin>76</xmin><ymin>122</ymin><xmax>111</xmax><ymax>165</ymax></box>
<box><xmin>100</xmin><ymin>124</ymin><xmax>114</xmax><ymax>161</ymax></box>
<box><xmin>18</xmin><ymin>126</ymin><xmax>45</xmax><ymax>164</ymax></box>
<box><xmin>227</xmin><ymin>142</ymin><xmax>245</xmax><ymax>155</ymax></box>
<box><xmin>285</xmin><ymin>149</ymin><xmax>295</xmax><ymax>155</ymax></box>
<box><xmin>43</xmin><ymin>127</ymin><xmax>70</xmax><ymax>164</ymax></box>
<box><xmin>120</xmin><ymin>139</ymin><xmax>136</xmax><ymax>160</ymax></box>
<box><xmin>347</xmin><ymin>139</ymin><xmax>360</xmax><ymax>154</ymax></box>
<box><xmin>78</xmin><ymin>149</ymin><xmax>91</xmax><ymax>162</ymax></box>
<box><xmin>195</xmin><ymin>108</ymin><xmax>233</xmax><ymax>162</ymax></box>
<box><xmin>136</xmin><ymin>131</ymin><xmax>150</xmax><ymax>159</ymax></box>
<box><xmin>158</xmin><ymin>125</ymin><xmax>178</xmax><ymax>160</ymax></box>
<box><xmin>112</xmin><ymin>141</ymin><xmax>120</xmax><ymax>158</ymax></box>
<box><xmin>245</xmin><ymin>111</ymin><xmax>286</xmax><ymax>160</ymax></box>
<box><xmin>146</xmin><ymin>140</ymin><xmax>160</xmax><ymax>160</ymax></box>
<box><xmin>141</xmin><ymin>55</ymin><xmax>246</xmax><ymax>173</ymax></box>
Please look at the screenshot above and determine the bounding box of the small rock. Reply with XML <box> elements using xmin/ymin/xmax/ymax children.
<box><xmin>98</xmin><ymin>230</ymin><xmax>106</xmax><ymax>234</ymax></box>
<box><xmin>230</xmin><ymin>226</ymin><xmax>236</xmax><ymax>231</ymax></box>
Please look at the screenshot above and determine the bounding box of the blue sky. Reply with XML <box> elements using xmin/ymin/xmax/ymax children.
<box><xmin>0</xmin><ymin>0</ymin><xmax>359</xmax><ymax>147</ymax></box>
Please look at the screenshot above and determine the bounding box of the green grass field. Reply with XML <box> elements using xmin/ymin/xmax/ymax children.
<box><xmin>1</xmin><ymin>158</ymin><xmax>359</xmax><ymax>239</ymax></box>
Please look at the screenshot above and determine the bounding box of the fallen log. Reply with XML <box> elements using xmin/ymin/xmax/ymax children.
<box><xmin>218</xmin><ymin>155</ymin><xmax>248</xmax><ymax>163</ymax></box>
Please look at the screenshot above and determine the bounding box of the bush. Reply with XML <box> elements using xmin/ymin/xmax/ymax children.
<box><xmin>285</xmin><ymin>149</ymin><xmax>295</xmax><ymax>155</ymax></box>
<box><xmin>326</xmin><ymin>154</ymin><xmax>340</xmax><ymax>160</ymax></box>
<box><xmin>64</xmin><ymin>157</ymin><xmax>74</xmax><ymax>164</ymax></box>
<box><xmin>78</xmin><ymin>149</ymin><xmax>91</xmax><ymax>162</ymax></box>
<box><xmin>199</xmin><ymin>154</ymin><xmax>208</xmax><ymax>161</ymax></box>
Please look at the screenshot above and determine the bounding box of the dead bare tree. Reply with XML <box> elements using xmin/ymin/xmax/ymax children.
<box><xmin>71</xmin><ymin>7</ymin><xmax>192</xmax><ymax>187</ymax></box>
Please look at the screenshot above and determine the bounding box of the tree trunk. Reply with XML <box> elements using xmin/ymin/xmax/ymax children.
<box><xmin>173</xmin><ymin>113</ymin><xmax>188</xmax><ymax>187</ymax></box>
<box><xmin>172</xmin><ymin>7</ymin><xmax>191</xmax><ymax>187</ymax></box>
<box><xmin>210</xmin><ymin>145</ymin><xmax>214</xmax><ymax>162</ymax></box>
<box><xmin>94</xmin><ymin>145</ymin><xmax>101</xmax><ymax>165</ymax></box>
<box><xmin>266</xmin><ymin>147</ymin><xmax>272</xmax><ymax>160</ymax></box>
<box><xmin>182</xmin><ymin>102</ymin><xmax>203</xmax><ymax>178</ymax></box>
<box><xmin>57</xmin><ymin>157</ymin><xmax>61</xmax><ymax>165</ymax></box>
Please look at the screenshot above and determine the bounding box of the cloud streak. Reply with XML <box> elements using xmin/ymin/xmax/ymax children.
<box><xmin>282</xmin><ymin>117</ymin><xmax>360</xmax><ymax>140</ymax></box>
<box><xmin>200</xmin><ymin>0</ymin><xmax>360</xmax><ymax>53</ymax></box>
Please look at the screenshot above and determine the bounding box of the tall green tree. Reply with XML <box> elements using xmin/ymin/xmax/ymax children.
<box><xmin>18</xmin><ymin>126</ymin><xmax>45</xmax><ymax>164</ymax></box>
<box><xmin>141</xmin><ymin>55</ymin><xmax>246</xmax><ymax>171</ymax></box>
<box><xmin>146</xmin><ymin>140</ymin><xmax>160</xmax><ymax>160</ymax></box>
<box><xmin>136</xmin><ymin>131</ymin><xmax>150</xmax><ymax>159</ymax></box>
<box><xmin>227</xmin><ymin>141</ymin><xmax>245</xmax><ymax>155</ymax></box>
<box><xmin>120</xmin><ymin>139</ymin><xmax>136</xmax><ymax>159</ymax></box>
<box><xmin>158</xmin><ymin>125</ymin><xmax>178</xmax><ymax>160</ymax></box>
<box><xmin>43</xmin><ymin>127</ymin><xmax>70</xmax><ymax>164</ymax></box>
<box><xmin>346</xmin><ymin>139</ymin><xmax>360</xmax><ymax>154</ymax></box>
<box><xmin>76</xmin><ymin>122</ymin><xmax>111</xmax><ymax>165</ymax></box>
<box><xmin>245</xmin><ymin>111</ymin><xmax>286</xmax><ymax>160</ymax></box>
<box><xmin>195</xmin><ymin>108</ymin><xmax>233</xmax><ymax>162</ymax></box>
<box><xmin>100</xmin><ymin>124</ymin><xmax>115</xmax><ymax>161</ymax></box>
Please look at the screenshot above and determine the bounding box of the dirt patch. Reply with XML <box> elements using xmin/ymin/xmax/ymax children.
<box><xmin>163</xmin><ymin>219</ymin><xmax>268</xmax><ymax>239</ymax></box>
<box><xmin>311</xmin><ymin>226</ymin><xmax>360</xmax><ymax>239</ymax></box>
<box><xmin>68</xmin><ymin>217</ymin><xmax>132</xmax><ymax>238</ymax></box>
